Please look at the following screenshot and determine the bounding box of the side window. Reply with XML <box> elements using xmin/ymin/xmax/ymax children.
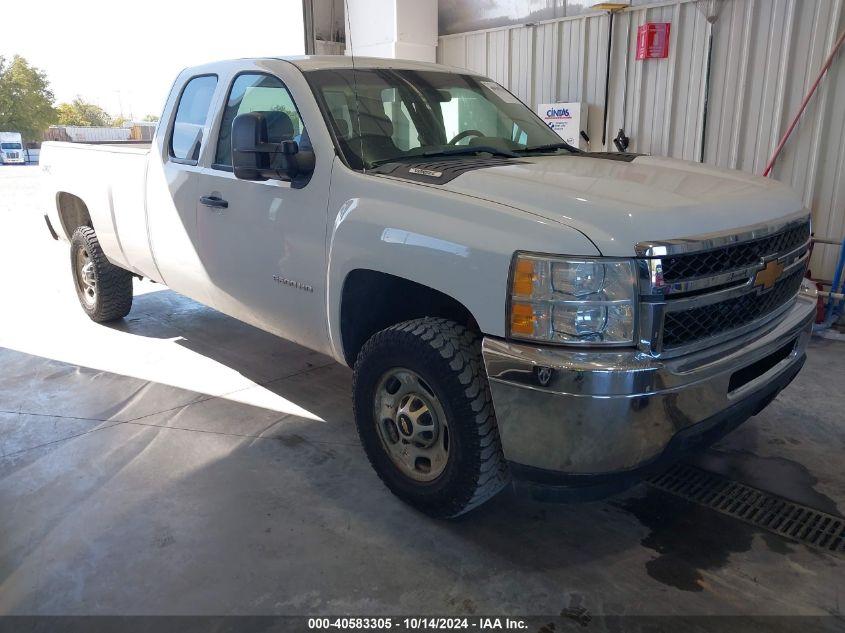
<box><xmin>170</xmin><ymin>75</ymin><xmax>218</xmax><ymax>163</ymax></box>
<box><xmin>215</xmin><ymin>73</ymin><xmax>305</xmax><ymax>168</ymax></box>
<box><xmin>512</xmin><ymin>123</ymin><xmax>528</xmax><ymax>145</ymax></box>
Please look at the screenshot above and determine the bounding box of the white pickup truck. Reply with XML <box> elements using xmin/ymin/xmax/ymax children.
<box><xmin>41</xmin><ymin>56</ymin><xmax>816</xmax><ymax>517</ymax></box>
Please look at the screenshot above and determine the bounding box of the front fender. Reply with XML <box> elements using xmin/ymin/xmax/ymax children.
<box><xmin>324</xmin><ymin>162</ymin><xmax>600</xmax><ymax>363</ymax></box>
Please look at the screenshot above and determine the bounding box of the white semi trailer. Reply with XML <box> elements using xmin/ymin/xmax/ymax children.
<box><xmin>0</xmin><ymin>132</ymin><xmax>25</xmax><ymax>164</ymax></box>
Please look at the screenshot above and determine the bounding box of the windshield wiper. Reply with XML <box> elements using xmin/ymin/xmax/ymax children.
<box><xmin>369</xmin><ymin>145</ymin><xmax>518</xmax><ymax>168</ymax></box>
<box><xmin>516</xmin><ymin>141</ymin><xmax>581</xmax><ymax>154</ymax></box>
<box><xmin>421</xmin><ymin>145</ymin><xmax>518</xmax><ymax>159</ymax></box>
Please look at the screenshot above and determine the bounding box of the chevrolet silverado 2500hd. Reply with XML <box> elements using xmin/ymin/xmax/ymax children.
<box><xmin>41</xmin><ymin>56</ymin><xmax>817</xmax><ymax>517</ymax></box>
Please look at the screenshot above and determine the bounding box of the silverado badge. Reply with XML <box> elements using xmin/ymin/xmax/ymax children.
<box><xmin>408</xmin><ymin>167</ymin><xmax>443</xmax><ymax>178</ymax></box>
<box><xmin>753</xmin><ymin>260</ymin><xmax>785</xmax><ymax>291</ymax></box>
<box><xmin>273</xmin><ymin>275</ymin><xmax>314</xmax><ymax>293</ymax></box>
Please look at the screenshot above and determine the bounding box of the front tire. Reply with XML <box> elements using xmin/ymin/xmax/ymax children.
<box><xmin>352</xmin><ymin>318</ymin><xmax>510</xmax><ymax>518</ymax></box>
<box><xmin>70</xmin><ymin>226</ymin><xmax>133</xmax><ymax>322</ymax></box>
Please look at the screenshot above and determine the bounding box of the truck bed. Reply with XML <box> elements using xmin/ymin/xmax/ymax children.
<box><xmin>45</xmin><ymin>141</ymin><xmax>151</xmax><ymax>153</ymax></box>
<box><xmin>76</xmin><ymin>141</ymin><xmax>152</xmax><ymax>150</ymax></box>
<box><xmin>41</xmin><ymin>141</ymin><xmax>156</xmax><ymax>279</ymax></box>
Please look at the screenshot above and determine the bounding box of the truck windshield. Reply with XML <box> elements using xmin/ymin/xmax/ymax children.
<box><xmin>1</xmin><ymin>143</ymin><xmax>22</xmax><ymax>150</ymax></box>
<box><xmin>306</xmin><ymin>68</ymin><xmax>573</xmax><ymax>170</ymax></box>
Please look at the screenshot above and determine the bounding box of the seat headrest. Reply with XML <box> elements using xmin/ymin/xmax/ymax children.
<box><xmin>356</xmin><ymin>112</ymin><xmax>393</xmax><ymax>138</ymax></box>
<box><xmin>333</xmin><ymin>117</ymin><xmax>350</xmax><ymax>138</ymax></box>
<box><xmin>257</xmin><ymin>111</ymin><xmax>295</xmax><ymax>143</ymax></box>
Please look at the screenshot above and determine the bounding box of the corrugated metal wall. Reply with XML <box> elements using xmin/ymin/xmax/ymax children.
<box><xmin>438</xmin><ymin>0</ymin><xmax>845</xmax><ymax>280</ymax></box>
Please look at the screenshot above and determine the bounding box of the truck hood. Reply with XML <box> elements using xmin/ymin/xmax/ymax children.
<box><xmin>438</xmin><ymin>155</ymin><xmax>805</xmax><ymax>256</ymax></box>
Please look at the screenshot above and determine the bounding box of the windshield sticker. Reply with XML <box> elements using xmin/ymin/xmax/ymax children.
<box><xmin>480</xmin><ymin>81</ymin><xmax>521</xmax><ymax>104</ymax></box>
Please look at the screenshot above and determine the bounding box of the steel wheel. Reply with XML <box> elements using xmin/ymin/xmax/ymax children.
<box><xmin>75</xmin><ymin>246</ymin><xmax>97</xmax><ymax>306</ymax></box>
<box><xmin>353</xmin><ymin>318</ymin><xmax>510</xmax><ymax>517</ymax></box>
<box><xmin>374</xmin><ymin>368</ymin><xmax>450</xmax><ymax>482</ymax></box>
<box><xmin>69</xmin><ymin>226</ymin><xmax>133</xmax><ymax>322</ymax></box>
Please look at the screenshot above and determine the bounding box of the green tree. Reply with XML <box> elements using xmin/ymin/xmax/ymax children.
<box><xmin>142</xmin><ymin>114</ymin><xmax>159</xmax><ymax>122</ymax></box>
<box><xmin>0</xmin><ymin>55</ymin><xmax>57</xmax><ymax>142</ymax></box>
<box><xmin>56</xmin><ymin>97</ymin><xmax>112</xmax><ymax>127</ymax></box>
<box><xmin>113</xmin><ymin>115</ymin><xmax>129</xmax><ymax>128</ymax></box>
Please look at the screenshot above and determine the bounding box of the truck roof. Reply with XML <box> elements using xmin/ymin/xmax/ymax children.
<box><xmin>183</xmin><ymin>55</ymin><xmax>477</xmax><ymax>77</ymax></box>
<box><xmin>281</xmin><ymin>55</ymin><xmax>472</xmax><ymax>74</ymax></box>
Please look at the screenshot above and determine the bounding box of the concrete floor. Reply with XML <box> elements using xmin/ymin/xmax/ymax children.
<box><xmin>1</xmin><ymin>167</ymin><xmax>844</xmax><ymax>617</ymax></box>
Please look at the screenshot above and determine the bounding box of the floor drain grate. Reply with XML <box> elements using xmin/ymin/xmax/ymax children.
<box><xmin>649</xmin><ymin>463</ymin><xmax>845</xmax><ymax>555</ymax></box>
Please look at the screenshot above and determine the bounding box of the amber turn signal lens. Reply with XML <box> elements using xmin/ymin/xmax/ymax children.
<box><xmin>510</xmin><ymin>301</ymin><xmax>535</xmax><ymax>335</ymax></box>
<box><xmin>512</xmin><ymin>258</ymin><xmax>535</xmax><ymax>296</ymax></box>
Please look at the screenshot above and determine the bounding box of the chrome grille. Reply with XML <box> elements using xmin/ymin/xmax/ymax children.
<box><xmin>637</xmin><ymin>214</ymin><xmax>811</xmax><ymax>355</ymax></box>
<box><xmin>662</xmin><ymin>266</ymin><xmax>805</xmax><ymax>348</ymax></box>
<box><xmin>661</xmin><ymin>221</ymin><xmax>810</xmax><ymax>282</ymax></box>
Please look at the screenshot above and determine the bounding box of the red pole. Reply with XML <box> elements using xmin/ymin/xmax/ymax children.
<box><xmin>762</xmin><ymin>28</ymin><xmax>845</xmax><ymax>177</ymax></box>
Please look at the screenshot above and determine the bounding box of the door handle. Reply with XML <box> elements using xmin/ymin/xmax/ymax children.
<box><xmin>200</xmin><ymin>195</ymin><xmax>229</xmax><ymax>209</ymax></box>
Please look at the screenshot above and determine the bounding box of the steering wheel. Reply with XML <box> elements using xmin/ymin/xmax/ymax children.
<box><xmin>448</xmin><ymin>129</ymin><xmax>485</xmax><ymax>145</ymax></box>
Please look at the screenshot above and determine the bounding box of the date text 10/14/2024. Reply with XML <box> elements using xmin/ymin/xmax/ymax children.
<box><xmin>307</xmin><ymin>617</ymin><xmax>529</xmax><ymax>630</ymax></box>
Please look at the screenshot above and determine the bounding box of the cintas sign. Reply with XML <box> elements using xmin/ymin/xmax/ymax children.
<box><xmin>545</xmin><ymin>106</ymin><xmax>571</xmax><ymax>119</ymax></box>
<box><xmin>537</xmin><ymin>102</ymin><xmax>587</xmax><ymax>149</ymax></box>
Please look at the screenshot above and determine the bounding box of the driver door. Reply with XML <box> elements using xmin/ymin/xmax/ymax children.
<box><xmin>194</xmin><ymin>71</ymin><xmax>330</xmax><ymax>353</ymax></box>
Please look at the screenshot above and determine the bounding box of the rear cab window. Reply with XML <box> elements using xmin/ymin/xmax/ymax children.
<box><xmin>170</xmin><ymin>74</ymin><xmax>218</xmax><ymax>164</ymax></box>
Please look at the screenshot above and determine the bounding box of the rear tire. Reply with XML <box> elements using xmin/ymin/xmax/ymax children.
<box><xmin>352</xmin><ymin>318</ymin><xmax>510</xmax><ymax>518</ymax></box>
<box><xmin>70</xmin><ymin>226</ymin><xmax>133</xmax><ymax>322</ymax></box>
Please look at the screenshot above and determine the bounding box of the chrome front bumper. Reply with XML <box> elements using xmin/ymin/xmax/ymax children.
<box><xmin>482</xmin><ymin>294</ymin><xmax>816</xmax><ymax>479</ymax></box>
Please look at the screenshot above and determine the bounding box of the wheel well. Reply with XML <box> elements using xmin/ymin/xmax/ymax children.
<box><xmin>340</xmin><ymin>269</ymin><xmax>478</xmax><ymax>366</ymax></box>
<box><xmin>55</xmin><ymin>192</ymin><xmax>92</xmax><ymax>239</ymax></box>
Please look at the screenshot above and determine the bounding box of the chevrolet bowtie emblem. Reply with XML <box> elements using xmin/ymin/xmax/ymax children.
<box><xmin>753</xmin><ymin>260</ymin><xmax>785</xmax><ymax>291</ymax></box>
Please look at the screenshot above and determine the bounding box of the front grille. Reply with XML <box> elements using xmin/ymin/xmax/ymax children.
<box><xmin>662</xmin><ymin>266</ymin><xmax>804</xmax><ymax>348</ymax></box>
<box><xmin>639</xmin><ymin>218</ymin><xmax>811</xmax><ymax>354</ymax></box>
<box><xmin>661</xmin><ymin>220</ymin><xmax>810</xmax><ymax>282</ymax></box>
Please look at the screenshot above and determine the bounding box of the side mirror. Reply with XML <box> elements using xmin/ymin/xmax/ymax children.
<box><xmin>232</xmin><ymin>112</ymin><xmax>315</xmax><ymax>183</ymax></box>
<box><xmin>232</xmin><ymin>112</ymin><xmax>271</xmax><ymax>181</ymax></box>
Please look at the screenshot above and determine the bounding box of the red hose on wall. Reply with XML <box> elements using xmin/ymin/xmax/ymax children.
<box><xmin>763</xmin><ymin>28</ymin><xmax>845</xmax><ymax>177</ymax></box>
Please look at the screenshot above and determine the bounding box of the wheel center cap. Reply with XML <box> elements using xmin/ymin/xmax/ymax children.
<box><xmin>81</xmin><ymin>262</ymin><xmax>96</xmax><ymax>286</ymax></box>
<box><xmin>397</xmin><ymin>414</ymin><xmax>413</xmax><ymax>436</ymax></box>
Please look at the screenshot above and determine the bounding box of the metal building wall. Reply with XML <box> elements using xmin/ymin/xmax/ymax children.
<box><xmin>438</xmin><ymin>0</ymin><xmax>845</xmax><ymax>280</ymax></box>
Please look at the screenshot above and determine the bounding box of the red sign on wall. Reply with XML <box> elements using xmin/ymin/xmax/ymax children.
<box><xmin>636</xmin><ymin>23</ymin><xmax>671</xmax><ymax>60</ymax></box>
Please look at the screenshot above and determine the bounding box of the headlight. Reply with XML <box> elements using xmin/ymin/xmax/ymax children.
<box><xmin>509</xmin><ymin>254</ymin><xmax>637</xmax><ymax>345</ymax></box>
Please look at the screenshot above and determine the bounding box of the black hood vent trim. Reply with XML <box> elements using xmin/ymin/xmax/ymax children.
<box><xmin>371</xmin><ymin>151</ymin><xmax>642</xmax><ymax>185</ymax></box>
<box><xmin>575</xmin><ymin>151</ymin><xmax>642</xmax><ymax>162</ymax></box>
<box><xmin>371</xmin><ymin>157</ymin><xmax>531</xmax><ymax>184</ymax></box>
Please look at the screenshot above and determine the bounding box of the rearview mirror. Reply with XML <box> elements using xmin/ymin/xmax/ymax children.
<box><xmin>232</xmin><ymin>112</ymin><xmax>315</xmax><ymax>184</ymax></box>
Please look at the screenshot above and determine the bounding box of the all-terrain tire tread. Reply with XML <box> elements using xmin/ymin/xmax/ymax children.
<box><xmin>352</xmin><ymin>318</ymin><xmax>510</xmax><ymax>518</ymax></box>
<box><xmin>71</xmin><ymin>226</ymin><xmax>133</xmax><ymax>322</ymax></box>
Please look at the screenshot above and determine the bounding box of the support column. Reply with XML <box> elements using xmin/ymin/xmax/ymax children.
<box><xmin>345</xmin><ymin>0</ymin><xmax>438</xmax><ymax>62</ymax></box>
